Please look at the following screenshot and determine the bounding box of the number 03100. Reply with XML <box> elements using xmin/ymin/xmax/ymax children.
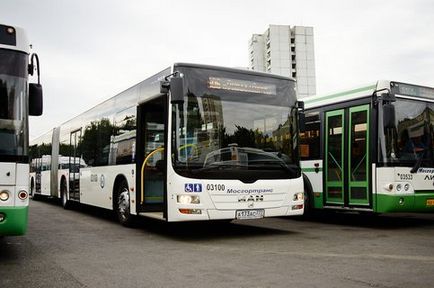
<box><xmin>206</xmin><ymin>184</ymin><xmax>225</xmax><ymax>191</ymax></box>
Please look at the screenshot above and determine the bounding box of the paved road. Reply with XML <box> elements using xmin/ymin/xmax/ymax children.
<box><xmin>1</xmin><ymin>199</ymin><xmax>434</xmax><ymax>288</ymax></box>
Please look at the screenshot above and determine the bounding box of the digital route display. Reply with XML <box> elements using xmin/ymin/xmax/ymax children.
<box><xmin>208</xmin><ymin>77</ymin><xmax>277</xmax><ymax>95</ymax></box>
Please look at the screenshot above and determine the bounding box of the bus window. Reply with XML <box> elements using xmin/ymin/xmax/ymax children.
<box><xmin>300</xmin><ymin>112</ymin><xmax>320</xmax><ymax>160</ymax></box>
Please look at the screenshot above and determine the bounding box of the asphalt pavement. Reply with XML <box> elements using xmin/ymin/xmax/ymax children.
<box><xmin>1</xmin><ymin>199</ymin><xmax>434</xmax><ymax>288</ymax></box>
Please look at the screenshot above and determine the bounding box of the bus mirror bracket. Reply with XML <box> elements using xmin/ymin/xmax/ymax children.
<box><xmin>296</xmin><ymin>100</ymin><xmax>305</xmax><ymax>110</ymax></box>
<box><xmin>160</xmin><ymin>80</ymin><xmax>170</xmax><ymax>94</ymax></box>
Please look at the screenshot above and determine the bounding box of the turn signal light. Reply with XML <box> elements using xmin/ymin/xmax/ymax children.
<box><xmin>18</xmin><ymin>190</ymin><xmax>28</xmax><ymax>200</ymax></box>
<box><xmin>179</xmin><ymin>209</ymin><xmax>202</xmax><ymax>214</ymax></box>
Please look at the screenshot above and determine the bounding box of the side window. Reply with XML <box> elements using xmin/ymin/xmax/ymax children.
<box><xmin>81</xmin><ymin>117</ymin><xmax>114</xmax><ymax>167</ymax></box>
<box><xmin>300</xmin><ymin>112</ymin><xmax>320</xmax><ymax>160</ymax></box>
<box><xmin>109</xmin><ymin>107</ymin><xmax>137</xmax><ymax>165</ymax></box>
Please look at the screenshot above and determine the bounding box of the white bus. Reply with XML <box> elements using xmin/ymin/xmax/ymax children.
<box><xmin>300</xmin><ymin>80</ymin><xmax>434</xmax><ymax>214</ymax></box>
<box><xmin>0</xmin><ymin>23</ymin><xmax>43</xmax><ymax>236</ymax></box>
<box><xmin>30</xmin><ymin>63</ymin><xmax>304</xmax><ymax>225</ymax></box>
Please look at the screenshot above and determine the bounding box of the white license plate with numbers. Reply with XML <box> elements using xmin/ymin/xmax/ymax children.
<box><xmin>236</xmin><ymin>209</ymin><xmax>265</xmax><ymax>220</ymax></box>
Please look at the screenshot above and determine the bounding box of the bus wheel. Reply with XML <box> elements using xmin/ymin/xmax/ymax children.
<box><xmin>61</xmin><ymin>179</ymin><xmax>71</xmax><ymax>209</ymax></box>
<box><xmin>115</xmin><ymin>180</ymin><xmax>135</xmax><ymax>227</ymax></box>
<box><xmin>303</xmin><ymin>188</ymin><xmax>312</xmax><ymax>217</ymax></box>
<box><xmin>30</xmin><ymin>179</ymin><xmax>35</xmax><ymax>199</ymax></box>
<box><xmin>302</xmin><ymin>174</ymin><xmax>314</xmax><ymax>218</ymax></box>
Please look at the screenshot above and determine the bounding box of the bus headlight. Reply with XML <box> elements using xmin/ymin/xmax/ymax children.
<box><xmin>396</xmin><ymin>184</ymin><xmax>402</xmax><ymax>192</ymax></box>
<box><xmin>0</xmin><ymin>190</ymin><xmax>10</xmax><ymax>201</ymax></box>
<box><xmin>18</xmin><ymin>190</ymin><xmax>28</xmax><ymax>200</ymax></box>
<box><xmin>293</xmin><ymin>192</ymin><xmax>304</xmax><ymax>201</ymax></box>
<box><xmin>404</xmin><ymin>183</ymin><xmax>410</xmax><ymax>192</ymax></box>
<box><xmin>177</xmin><ymin>195</ymin><xmax>200</xmax><ymax>204</ymax></box>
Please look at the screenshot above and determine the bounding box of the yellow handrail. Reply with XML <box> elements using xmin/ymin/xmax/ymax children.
<box><xmin>139</xmin><ymin>143</ymin><xmax>198</xmax><ymax>204</ymax></box>
<box><xmin>141</xmin><ymin>147</ymin><xmax>164</xmax><ymax>204</ymax></box>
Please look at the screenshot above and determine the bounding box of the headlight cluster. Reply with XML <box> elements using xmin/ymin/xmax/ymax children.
<box><xmin>177</xmin><ymin>195</ymin><xmax>200</xmax><ymax>204</ymax></box>
<box><xmin>0</xmin><ymin>190</ymin><xmax>10</xmax><ymax>201</ymax></box>
<box><xmin>293</xmin><ymin>192</ymin><xmax>304</xmax><ymax>201</ymax></box>
<box><xmin>395</xmin><ymin>183</ymin><xmax>411</xmax><ymax>192</ymax></box>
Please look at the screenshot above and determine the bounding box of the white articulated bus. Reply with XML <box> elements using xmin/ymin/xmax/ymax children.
<box><xmin>0</xmin><ymin>23</ymin><xmax>43</xmax><ymax>235</ymax></box>
<box><xmin>300</xmin><ymin>80</ymin><xmax>434</xmax><ymax>214</ymax></box>
<box><xmin>30</xmin><ymin>63</ymin><xmax>304</xmax><ymax>225</ymax></box>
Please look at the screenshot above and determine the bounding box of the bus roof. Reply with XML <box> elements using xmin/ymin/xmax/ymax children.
<box><xmin>303</xmin><ymin>80</ymin><xmax>394</xmax><ymax>109</ymax></box>
<box><xmin>174</xmin><ymin>63</ymin><xmax>294</xmax><ymax>82</ymax></box>
<box><xmin>303</xmin><ymin>80</ymin><xmax>434</xmax><ymax>109</ymax></box>
<box><xmin>0</xmin><ymin>24</ymin><xmax>29</xmax><ymax>54</ymax></box>
<box><xmin>32</xmin><ymin>63</ymin><xmax>295</xmax><ymax>142</ymax></box>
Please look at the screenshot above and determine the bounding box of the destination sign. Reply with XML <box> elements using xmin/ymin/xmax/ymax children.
<box><xmin>208</xmin><ymin>77</ymin><xmax>276</xmax><ymax>95</ymax></box>
<box><xmin>391</xmin><ymin>82</ymin><xmax>434</xmax><ymax>99</ymax></box>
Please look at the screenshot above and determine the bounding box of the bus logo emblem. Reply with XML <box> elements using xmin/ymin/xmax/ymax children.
<box><xmin>185</xmin><ymin>183</ymin><xmax>202</xmax><ymax>193</ymax></box>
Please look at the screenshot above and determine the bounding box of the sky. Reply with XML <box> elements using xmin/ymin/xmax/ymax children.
<box><xmin>1</xmin><ymin>0</ymin><xmax>434</xmax><ymax>139</ymax></box>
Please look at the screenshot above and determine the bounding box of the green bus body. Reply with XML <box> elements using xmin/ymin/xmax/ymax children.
<box><xmin>301</xmin><ymin>80</ymin><xmax>434</xmax><ymax>213</ymax></box>
<box><xmin>0</xmin><ymin>206</ymin><xmax>28</xmax><ymax>235</ymax></box>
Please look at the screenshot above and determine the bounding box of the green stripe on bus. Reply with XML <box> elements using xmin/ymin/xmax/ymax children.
<box><xmin>376</xmin><ymin>194</ymin><xmax>434</xmax><ymax>213</ymax></box>
<box><xmin>304</xmin><ymin>85</ymin><xmax>377</xmax><ymax>105</ymax></box>
<box><xmin>0</xmin><ymin>206</ymin><xmax>28</xmax><ymax>236</ymax></box>
<box><xmin>414</xmin><ymin>190</ymin><xmax>434</xmax><ymax>194</ymax></box>
<box><xmin>301</xmin><ymin>168</ymin><xmax>323</xmax><ymax>173</ymax></box>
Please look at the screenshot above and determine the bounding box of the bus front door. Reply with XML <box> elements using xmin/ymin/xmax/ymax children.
<box><xmin>324</xmin><ymin>105</ymin><xmax>371</xmax><ymax>208</ymax></box>
<box><xmin>69</xmin><ymin>129</ymin><xmax>81</xmax><ymax>202</ymax></box>
<box><xmin>136</xmin><ymin>96</ymin><xmax>166</xmax><ymax>214</ymax></box>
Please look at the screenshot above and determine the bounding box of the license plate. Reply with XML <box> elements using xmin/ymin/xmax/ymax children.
<box><xmin>427</xmin><ymin>199</ymin><xmax>434</xmax><ymax>206</ymax></box>
<box><xmin>236</xmin><ymin>209</ymin><xmax>265</xmax><ymax>220</ymax></box>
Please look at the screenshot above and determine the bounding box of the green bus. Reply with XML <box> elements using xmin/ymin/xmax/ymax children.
<box><xmin>300</xmin><ymin>80</ymin><xmax>434</xmax><ymax>214</ymax></box>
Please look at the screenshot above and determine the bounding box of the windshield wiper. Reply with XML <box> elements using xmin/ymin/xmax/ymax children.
<box><xmin>248</xmin><ymin>159</ymin><xmax>300</xmax><ymax>174</ymax></box>
<box><xmin>410</xmin><ymin>146</ymin><xmax>430</xmax><ymax>173</ymax></box>
<box><xmin>199</xmin><ymin>162</ymin><xmax>248</xmax><ymax>172</ymax></box>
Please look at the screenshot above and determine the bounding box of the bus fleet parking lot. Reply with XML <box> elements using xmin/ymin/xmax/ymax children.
<box><xmin>1</xmin><ymin>199</ymin><xmax>433</xmax><ymax>288</ymax></box>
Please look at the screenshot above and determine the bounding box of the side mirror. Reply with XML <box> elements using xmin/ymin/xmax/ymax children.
<box><xmin>383</xmin><ymin>103</ymin><xmax>395</xmax><ymax>129</ymax></box>
<box><xmin>170</xmin><ymin>76</ymin><xmax>184</xmax><ymax>104</ymax></box>
<box><xmin>298</xmin><ymin>111</ymin><xmax>306</xmax><ymax>132</ymax></box>
<box><xmin>29</xmin><ymin>83</ymin><xmax>43</xmax><ymax>116</ymax></box>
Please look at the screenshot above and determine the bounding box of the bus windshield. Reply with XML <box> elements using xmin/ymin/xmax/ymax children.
<box><xmin>0</xmin><ymin>49</ymin><xmax>28</xmax><ymax>157</ymax></box>
<box><xmin>383</xmin><ymin>98</ymin><xmax>434</xmax><ymax>167</ymax></box>
<box><xmin>171</xmin><ymin>66</ymin><xmax>300</xmax><ymax>180</ymax></box>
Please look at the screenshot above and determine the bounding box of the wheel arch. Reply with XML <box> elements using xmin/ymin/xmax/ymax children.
<box><xmin>302</xmin><ymin>173</ymin><xmax>315</xmax><ymax>210</ymax></box>
<box><xmin>60</xmin><ymin>175</ymin><xmax>67</xmax><ymax>192</ymax></box>
<box><xmin>112</xmin><ymin>174</ymin><xmax>129</xmax><ymax>209</ymax></box>
<box><xmin>30</xmin><ymin>176</ymin><xmax>35</xmax><ymax>195</ymax></box>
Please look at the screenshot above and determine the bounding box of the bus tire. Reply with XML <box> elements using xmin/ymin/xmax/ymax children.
<box><xmin>61</xmin><ymin>178</ymin><xmax>72</xmax><ymax>209</ymax></box>
<box><xmin>115</xmin><ymin>179</ymin><xmax>135</xmax><ymax>227</ymax></box>
<box><xmin>30</xmin><ymin>178</ymin><xmax>35</xmax><ymax>198</ymax></box>
<box><xmin>302</xmin><ymin>173</ymin><xmax>314</xmax><ymax>217</ymax></box>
